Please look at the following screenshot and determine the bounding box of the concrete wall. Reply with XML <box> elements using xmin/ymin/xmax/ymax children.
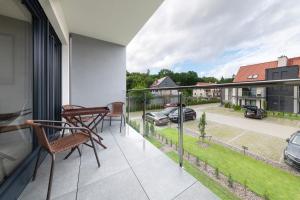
<box><xmin>70</xmin><ymin>34</ymin><xmax>126</xmax><ymax>106</ymax></box>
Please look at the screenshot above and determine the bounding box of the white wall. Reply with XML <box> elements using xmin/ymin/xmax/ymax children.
<box><xmin>294</xmin><ymin>86</ymin><xmax>298</xmax><ymax>113</ymax></box>
<box><xmin>70</xmin><ymin>34</ymin><xmax>126</xmax><ymax>106</ymax></box>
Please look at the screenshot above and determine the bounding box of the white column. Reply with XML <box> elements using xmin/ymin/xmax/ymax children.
<box><xmin>62</xmin><ymin>43</ymin><xmax>70</xmax><ymax>105</ymax></box>
<box><xmin>225</xmin><ymin>88</ymin><xmax>228</xmax><ymax>101</ymax></box>
<box><xmin>232</xmin><ymin>88</ymin><xmax>237</xmax><ymax>105</ymax></box>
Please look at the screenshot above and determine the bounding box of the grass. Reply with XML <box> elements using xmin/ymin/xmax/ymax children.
<box><xmin>230</xmin><ymin>132</ymin><xmax>286</xmax><ymax>162</ymax></box>
<box><xmin>143</xmin><ymin>118</ymin><xmax>286</xmax><ymax>162</ymax></box>
<box><xmin>185</xmin><ymin>120</ymin><xmax>241</xmax><ymax>142</ymax></box>
<box><xmin>157</xmin><ymin>128</ymin><xmax>300</xmax><ymax>200</ymax></box>
<box><xmin>184</xmin><ymin>120</ymin><xmax>286</xmax><ymax>162</ymax></box>
<box><xmin>145</xmin><ymin>136</ymin><xmax>164</xmax><ymax>149</ymax></box>
<box><xmin>166</xmin><ymin>151</ymin><xmax>240</xmax><ymax>200</ymax></box>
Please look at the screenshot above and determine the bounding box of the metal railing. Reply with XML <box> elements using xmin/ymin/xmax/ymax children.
<box><xmin>126</xmin><ymin>78</ymin><xmax>300</xmax><ymax>167</ymax></box>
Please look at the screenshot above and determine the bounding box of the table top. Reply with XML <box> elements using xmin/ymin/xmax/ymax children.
<box><xmin>61</xmin><ymin>106</ymin><xmax>109</xmax><ymax>117</ymax></box>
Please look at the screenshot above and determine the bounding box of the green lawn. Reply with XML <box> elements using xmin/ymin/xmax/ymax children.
<box><xmin>158</xmin><ymin>128</ymin><xmax>300</xmax><ymax>200</ymax></box>
<box><xmin>184</xmin><ymin>120</ymin><xmax>286</xmax><ymax>162</ymax></box>
<box><xmin>145</xmin><ymin>136</ymin><xmax>164</xmax><ymax>149</ymax></box>
<box><xmin>167</xmin><ymin>151</ymin><xmax>240</xmax><ymax>200</ymax></box>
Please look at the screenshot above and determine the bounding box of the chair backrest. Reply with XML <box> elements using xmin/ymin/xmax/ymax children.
<box><xmin>25</xmin><ymin>120</ymin><xmax>51</xmax><ymax>152</ymax></box>
<box><xmin>110</xmin><ymin>102</ymin><xmax>124</xmax><ymax>115</ymax></box>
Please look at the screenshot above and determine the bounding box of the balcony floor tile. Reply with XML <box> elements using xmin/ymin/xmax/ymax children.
<box><xmin>19</xmin><ymin>124</ymin><xmax>218</xmax><ymax>200</ymax></box>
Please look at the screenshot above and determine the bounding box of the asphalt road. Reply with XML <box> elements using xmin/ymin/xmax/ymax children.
<box><xmin>130</xmin><ymin>104</ymin><xmax>298</xmax><ymax>139</ymax></box>
<box><xmin>194</xmin><ymin>104</ymin><xmax>298</xmax><ymax>139</ymax></box>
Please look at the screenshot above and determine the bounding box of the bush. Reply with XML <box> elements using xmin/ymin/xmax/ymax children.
<box><xmin>150</xmin><ymin>123</ymin><xmax>155</xmax><ymax>135</ymax></box>
<box><xmin>129</xmin><ymin>120</ymin><xmax>140</xmax><ymax>133</ymax></box>
<box><xmin>215</xmin><ymin>167</ymin><xmax>219</xmax><ymax>179</ymax></box>
<box><xmin>145</xmin><ymin>122</ymin><xmax>150</xmax><ymax>135</ymax></box>
<box><xmin>232</xmin><ymin>104</ymin><xmax>241</xmax><ymax>111</ymax></box>
<box><xmin>224</xmin><ymin>102</ymin><xmax>232</xmax><ymax>108</ymax></box>
<box><xmin>185</xmin><ymin>97</ymin><xmax>220</xmax><ymax>106</ymax></box>
<box><xmin>228</xmin><ymin>174</ymin><xmax>234</xmax><ymax>188</ymax></box>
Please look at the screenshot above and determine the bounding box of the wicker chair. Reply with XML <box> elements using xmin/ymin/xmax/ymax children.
<box><xmin>26</xmin><ymin>120</ymin><xmax>100</xmax><ymax>200</ymax></box>
<box><xmin>101</xmin><ymin>102</ymin><xmax>125</xmax><ymax>132</ymax></box>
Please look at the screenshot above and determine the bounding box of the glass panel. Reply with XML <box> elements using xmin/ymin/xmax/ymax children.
<box><xmin>0</xmin><ymin>0</ymin><xmax>32</xmax><ymax>184</ymax></box>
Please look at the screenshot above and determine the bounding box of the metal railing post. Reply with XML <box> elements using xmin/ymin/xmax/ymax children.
<box><xmin>127</xmin><ymin>93</ymin><xmax>130</xmax><ymax>123</ymax></box>
<box><xmin>143</xmin><ymin>92</ymin><xmax>146</xmax><ymax>137</ymax></box>
<box><xmin>178</xmin><ymin>92</ymin><xmax>183</xmax><ymax>167</ymax></box>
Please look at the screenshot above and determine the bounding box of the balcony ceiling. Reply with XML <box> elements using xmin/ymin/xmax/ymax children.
<box><xmin>60</xmin><ymin>0</ymin><xmax>163</xmax><ymax>46</ymax></box>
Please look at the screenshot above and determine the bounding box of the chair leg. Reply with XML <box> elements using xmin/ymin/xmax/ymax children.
<box><xmin>32</xmin><ymin>148</ymin><xmax>42</xmax><ymax>181</ymax></box>
<box><xmin>101</xmin><ymin>118</ymin><xmax>104</xmax><ymax>133</ymax></box>
<box><xmin>76</xmin><ymin>146</ymin><xmax>82</xmax><ymax>157</ymax></box>
<box><xmin>64</xmin><ymin>147</ymin><xmax>76</xmax><ymax>160</ymax></box>
<box><xmin>94</xmin><ymin>121</ymin><xmax>98</xmax><ymax>133</ymax></box>
<box><xmin>120</xmin><ymin>115</ymin><xmax>123</xmax><ymax>133</ymax></box>
<box><xmin>90</xmin><ymin>138</ymin><xmax>100</xmax><ymax>167</ymax></box>
<box><xmin>46</xmin><ymin>154</ymin><xmax>55</xmax><ymax>200</ymax></box>
<box><xmin>109</xmin><ymin>116</ymin><xmax>112</xmax><ymax>126</ymax></box>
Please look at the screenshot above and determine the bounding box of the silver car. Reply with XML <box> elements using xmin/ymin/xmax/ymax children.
<box><xmin>145</xmin><ymin>112</ymin><xmax>169</xmax><ymax>126</ymax></box>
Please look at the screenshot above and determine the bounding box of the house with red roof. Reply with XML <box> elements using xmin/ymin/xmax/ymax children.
<box><xmin>193</xmin><ymin>82</ymin><xmax>220</xmax><ymax>98</ymax></box>
<box><xmin>223</xmin><ymin>56</ymin><xmax>300</xmax><ymax>113</ymax></box>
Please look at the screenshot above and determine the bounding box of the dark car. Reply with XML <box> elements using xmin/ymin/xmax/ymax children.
<box><xmin>168</xmin><ymin>108</ymin><xmax>196</xmax><ymax>123</ymax></box>
<box><xmin>160</xmin><ymin>107</ymin><xmax>178</xmax><ymax>116</ymax></box>
<box><xmin>243</xmin><ymin>105</ymin><xmax>267</xmax><ymax>119</ymax></box>
<box><xmin>145</xmin><ymin>112</ymin><xmax>169</xmax><ymax>126</ymax></box>
<box><xmin>284</xmin><ymin>132</ymin><xmax>300</xmax><ymax>169</ymax></box>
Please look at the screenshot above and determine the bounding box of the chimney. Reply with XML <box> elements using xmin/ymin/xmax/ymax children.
<box><xmin>278</xmin><ymin>55</ymin><xmax>288</xmax><ymax>67</ymax></box>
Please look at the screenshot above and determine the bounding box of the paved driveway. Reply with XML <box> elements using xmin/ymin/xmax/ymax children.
<box><xmin>194</xmin><ymin>105</ymin><xmax>298</xmax><ymax>139</ymax></box>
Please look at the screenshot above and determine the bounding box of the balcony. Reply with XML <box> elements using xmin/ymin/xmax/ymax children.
<box><xmin>239</xmin><ymin>91</ymin><xmax>262</xmax><ymax>99</ymax></box>
<box><xmin>18</xmin><ymin>124</ymin><xmax>218</xmax><ymax>200</ymax></box>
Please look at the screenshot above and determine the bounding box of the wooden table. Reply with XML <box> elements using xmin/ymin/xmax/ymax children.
<box><xmin>61</xmin><ymin>106</ymin><xmax>109</xmax><ymax>149</ymax></box>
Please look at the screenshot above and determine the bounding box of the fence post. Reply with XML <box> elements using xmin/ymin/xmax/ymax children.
<box><xmin>178</xmin><ymin>92</ymin><xmax>184</xmax><ymax>167</ymax></box>
<box><xmin>143</xmin><ymin>92</ymin><xmax>146</xmax><ymax>137</ymax></box>
<box><xmin>127</xmin><ymin>93</ymin><xmax>130</xmax><ymax>124</ymax></box>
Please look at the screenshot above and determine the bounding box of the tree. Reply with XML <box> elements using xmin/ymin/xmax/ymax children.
<box><xmin>198</xmin><ymin>112</ymin><xmax>207</xmax><ymax>142</ymax></box>
<box><xmin>130</xmin><ymin>86</ymin><xmax>153</xmax><ymax>110</ymax></box>
<box><xmin>158</xmin><ymin>69</ymin><xmax>173</xmax><ymax>78</ymax></box>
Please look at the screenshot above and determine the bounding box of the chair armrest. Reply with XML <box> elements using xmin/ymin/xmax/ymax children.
<box><xmin>40</xmin><ymin>123</ymin><xmax>90</xmax><ymax>134</ymax></box>
<box><xmin>33</xmin><ymin>120</ymin><xmax>72</xmax><ymax>127</ymax></box>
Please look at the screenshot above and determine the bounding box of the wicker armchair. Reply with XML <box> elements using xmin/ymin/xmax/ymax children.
<box><xmin>26</xmin><ymin>120</ymin><xmax>100</xmax><ymax>200</ymax></box>
<box><xmin>101</xmin><ymin>102</ymin><xmax>125</xmax><ymax>132</ymax></box>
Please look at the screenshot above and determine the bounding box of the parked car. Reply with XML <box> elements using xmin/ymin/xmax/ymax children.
<box><xmin>164</xmin><ymin>103</ymin><xmax>186</xmax><ymax>108</ymax></box>
<box><xmin>160</xmin><ymin>107</ymin><xmax>177</xmax><ymax>116</ymax></box>
<box><xmin>243</xmin><ymin>105</ymin><xmax>267</xmax><ymax>119</ymax></box>
<box><xmin>145</xmin><ymin>112</ymin><xmax>169</xmax><ymax>126</ymax></box>
<box><xmin>284</xmin><ymin>132</ymin><xmax>300</xmax><ymax>169</ymax></box>
<box><xmin>169</xmin><ymin>108</ymin><xmax>196</xmax><ymax>123</ymax></box>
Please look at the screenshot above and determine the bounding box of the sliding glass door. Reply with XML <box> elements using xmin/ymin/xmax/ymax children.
<box><xmin>0</xmin><ymin>0</ymin><xmax>62</xmax><ymax>199</ymax></box>
<box><xmin>0</xmin><ymin>0</ymin><xmax>33</xmax><ymax>186</ymax></box>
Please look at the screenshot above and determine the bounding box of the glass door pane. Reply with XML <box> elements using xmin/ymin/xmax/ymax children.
<box><xmin>0</xmin><ymin>0</ymin><xmax>32</xmax><ymax>184</ymax></box>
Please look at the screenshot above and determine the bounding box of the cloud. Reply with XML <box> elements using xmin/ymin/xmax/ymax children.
<box><xmin>127</xmin><ymin>0</ymin><xmax>300</xmax><ymax>78</ymax></box>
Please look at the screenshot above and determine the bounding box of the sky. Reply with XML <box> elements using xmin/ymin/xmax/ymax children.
<box><xmin>126</xmin><ymin>0</ymin><xmax>300</xmax><ymax>78</ymax></box>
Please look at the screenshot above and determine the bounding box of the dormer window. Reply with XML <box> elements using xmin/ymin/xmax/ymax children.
<box><xmin>247</xmin><ymin>74</ymin><xmax>258</xmax><ymax>79</ymax></box>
